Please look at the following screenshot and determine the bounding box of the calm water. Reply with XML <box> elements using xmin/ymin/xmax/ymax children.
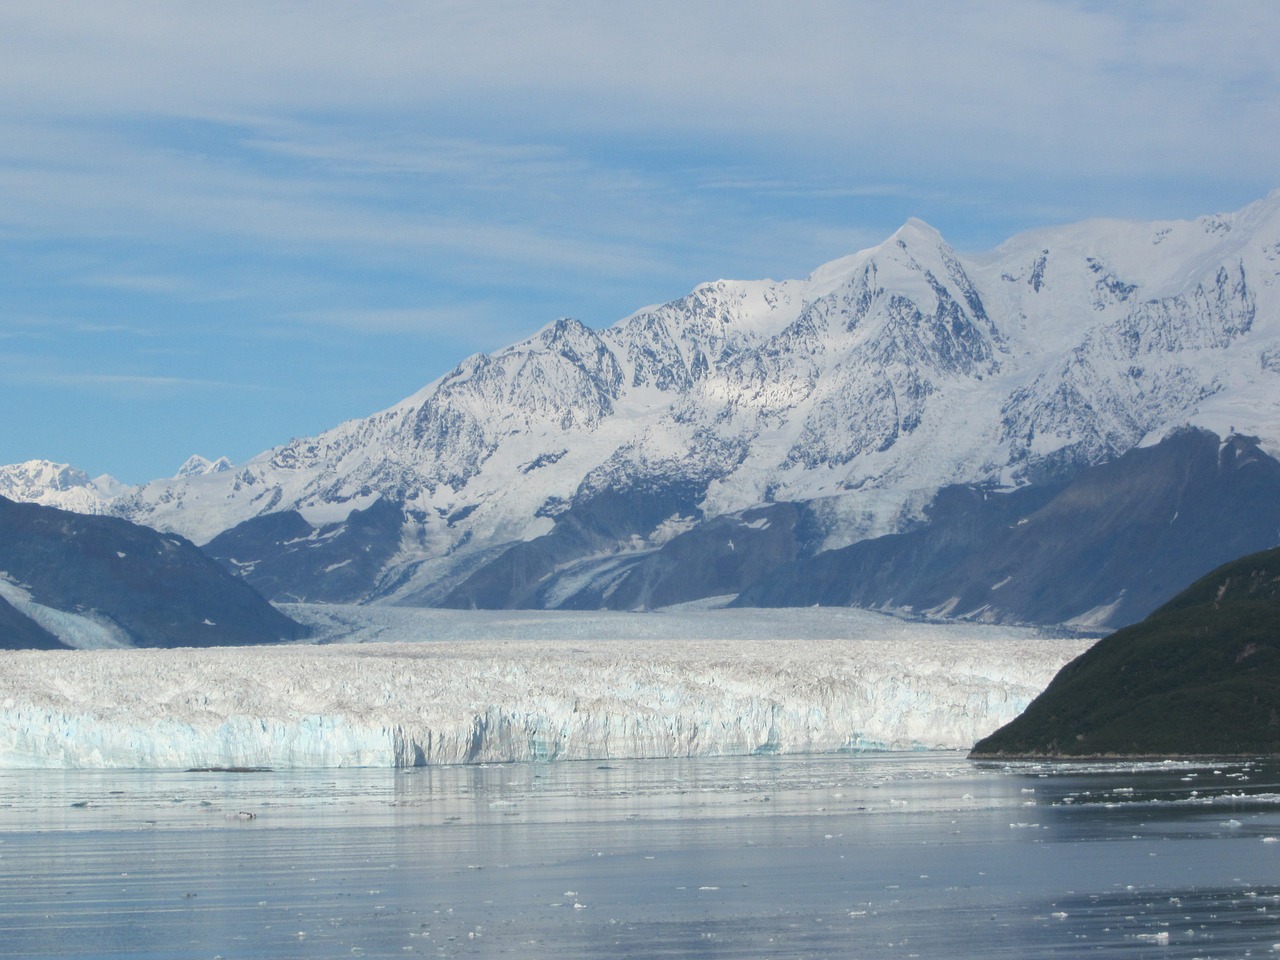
<box><xmin>2</xmin><ymin>753</ymin><xmax>1279</xmax><ymax>958</ymax></box>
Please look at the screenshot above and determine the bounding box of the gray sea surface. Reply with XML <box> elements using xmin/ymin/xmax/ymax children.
<box><xmin>2</xmin><ymin>753</ymin><xmax>1279</xmax><ymax>958</ymax></box>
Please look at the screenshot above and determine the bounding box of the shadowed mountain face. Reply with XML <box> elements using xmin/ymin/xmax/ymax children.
<box><xmin>192</xmin><ymin>427</ymin><xmax>1280</xmax><ymax>631</ymax></box>
<box><xmin>970</xmin><ymin>545</ymin><xmax>1280</xmax><ymax>758</ymax></box>
<box><xmin>734</xmin><ymin>429</ymin><xmax>1280</xmax><ymax>629</ymax></box>
<box><xmin>0</xmin><ymin>495</ymin><xmax>307</xmax><ymax>649</ymax></box>
<box><xmin>0</xmin><ymin>594</ymin><xmax>65</xmax><ymax>650</ymax></box>
<box><xmin>203</xmin><ymin>497</ymin><xmax>406</xmax><ymax>604</ymax></box>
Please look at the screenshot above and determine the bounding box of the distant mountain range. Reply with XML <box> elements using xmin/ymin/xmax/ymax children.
<box><xmin>5</xmin><ymin>191</ymin><xmax>1280</xmax><ymax>628</ymax></box>
<box><xmin>0</xmin><ymin>460</ymin><xmax>128</xmax><ymax>514</ymax></box>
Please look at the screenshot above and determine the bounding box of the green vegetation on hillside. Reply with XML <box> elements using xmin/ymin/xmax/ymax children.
<box><xmin>970</xmin><ymin>546</ymin><xmax>1280</xmax><ymax>758</ymax></box>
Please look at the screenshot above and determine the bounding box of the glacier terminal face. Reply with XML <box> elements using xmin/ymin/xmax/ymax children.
<box><xmin>0</xmin><ymin>608</ymin><xmax>1093</xmax><ymax>769</ymax></box>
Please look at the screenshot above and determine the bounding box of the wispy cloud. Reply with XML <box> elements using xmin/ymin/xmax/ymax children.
<box><xmin>0</xmin><ymin>359</ymin><xmax>246</xmax><ymax>393</ymax></box>
<box><xmin>699</xmin><ymin>179</ymin><xmax>922</xmax><ymax>200</ymax></box>
<box><xmin>0</xmin><ymin>0</ymin><xmax>1275</xmax><ymax>480</ymax></box>
<box><xmin>76</xmin><ymin>272</ymin><xmax>204</xmax><ymax>297</ymax></box>
<box><xmin>2</xmin><ymin>3</ymin><xmax>1276</xmax><ymax>181</ymax></box>
<box><xmin>289</xmin><ymin>304</ymin><xmax>504</xmax><ymax>336</ymax></box>
<box><xmin>53</xmin><ymin>373</ymin><xmax>243</xmax><ymax>390</ymax></box>
<box><xmin>0</xmin><ymin>117</ymin><xmax>679</xmax><ymax>283</ymax></box>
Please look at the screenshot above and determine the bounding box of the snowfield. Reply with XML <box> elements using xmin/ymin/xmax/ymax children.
<box><xmin>0</xmin><ymin>606</ymin><xmax>1093</xmax><ymax>769</ymax></box>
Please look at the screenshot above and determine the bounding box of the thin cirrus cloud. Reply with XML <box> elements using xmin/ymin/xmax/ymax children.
<box><xmin>2</xmin><ymin>3</ymin><xmax>1275</xmax><ymax>177</ymax></box>
<box><xmin>288</xmin><ymin>305</ymin><xmax>514</xmax><ymax>338</ymax></box>
<box><xmin>48</xmin><ymin>373</ymin><xmax>245</xmax><ymax>391</ymax></box>
<box><xmin>0</xmin><ymin>351</ymin><xmax>244</xmax><ymax>394</ymax></box>
<box><xmin>0</xmin><ymin>5</ymin><xmax>1274</xmax><ymax>258</ymax></box>
<box><xmin>0</xmin><ymin>117</ymin><xmax>682</xmax><ymax>284</ymax></box>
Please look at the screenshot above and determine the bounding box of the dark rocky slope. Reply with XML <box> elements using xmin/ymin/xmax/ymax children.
<box><xmin>203</xmin><ymin>497</ymin><xmax>405</xmax><ymax>604</ymax></box>
<box><xmin>0</xmin><ymin>495</ymin><xmax>307</xmax><ymax>648</ymax></box>
<box><xmin>735</xmin><ymin>429</ymin><xmax>1280</xmax><ymax>629</ymax></box>
<box><xmin>970</xmin><ymin>545</ymin><xmax>1280</xmax><ymax>758</ymax></box>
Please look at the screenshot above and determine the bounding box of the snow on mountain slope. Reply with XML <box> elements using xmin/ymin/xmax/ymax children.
<box><xmin>0</xmin><ymin>576</ymin><xmax>131</xmax><ymax>649</ymax></box>
<box><xmin>0</xmin><ymin>606</ymin><xmax>1092</xmax><ymax>768</ymax></box>
<box><xmin>0</xmin><ymin>494</ymin><xmax>309</xmax><ymax>648</ymax></box>
<box><xmin>0</xmin><ymin>461</ymin><xmax>128</xmax><ymax>515</ymax></box>
<box><xmin>56</xmin><ymin>191</ymin><xmax>1280</xmax><ymax>605</ymax></box>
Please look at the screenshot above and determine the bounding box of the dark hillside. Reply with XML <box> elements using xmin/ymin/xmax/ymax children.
<box><xmin>970</xmin><ymin>546</ymin><xmax>1280</xmax><ymax>757</ymax></box>
<box><xmin>0</xmin><ymin>495</ymin><xmax>307</xmax><ymax>648</ymax></box>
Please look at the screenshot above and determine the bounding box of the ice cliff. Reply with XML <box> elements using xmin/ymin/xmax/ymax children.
<box><xmin>0</xmin><ymin>622</ymin><xmax>1092</xmax><ymax>768</ymax></box>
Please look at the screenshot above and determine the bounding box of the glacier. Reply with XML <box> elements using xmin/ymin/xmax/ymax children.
<box><xmin>0</xmin><ymin>606</ymin><xmax>1093</xmax><ymax>769</ymax></box>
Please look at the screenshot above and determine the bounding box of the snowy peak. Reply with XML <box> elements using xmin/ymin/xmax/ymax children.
<box><xmin>607</xmin><ymin>277</ymin><xmax>806</xmax><ymax>393</ymax></box>
<box><xmin>1</xmin><ymin>459</ymin><xmax>91</xmax><ymax>493</ymax></box>
<box><xmin>175</xmin><ymin>455</ymin><xmax>234</xmax><ymax>478</ymax></box>
<box><xmin>988</xmin><ymin>191</ymin><xmax>1280</xmax><ymax>308</ymax></box>
<box><xmin>33</xmin><ymin>190</ymin><xmax>1280</xmax><ymax>622</ymax></box>
<box><xmin>889</xmin><ymin>216</ymin><xmax>946</xmax><ymax>249</ymax></box>
<box><xmin>803</xmin><ymin>217</ymin><xmax>952</xmax><ymax>300</ymax></box>
<box><xmin>0</xmin><ymin>460</ymin><xmax>128</xmax><ymax>515</ymax></box>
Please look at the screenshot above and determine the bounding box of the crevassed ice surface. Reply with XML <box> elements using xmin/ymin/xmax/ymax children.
<box><xmin>0</xmin><ymin>606</ymin><xmax>1093</xmax><ymax>769</ymax></box>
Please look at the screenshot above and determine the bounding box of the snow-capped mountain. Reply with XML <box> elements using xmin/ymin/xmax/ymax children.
<box><xmin>0</xmin><ymin>460</ymin><xmax>128</xmax><ymax>515</ymax></box>
<box><xmin>174</xmin><ymin>454</ymin><xmax>233</xmax><ymax>479</ymax></box>
<box><xmin>37</xmin><ymin>192</ymin><xmax>1280</xmax><ymax>623</ymax></box>
<box><xmin>0</xmin><ymin>456</ymin><xmax>232</xmax><ymax>511</ymax></box>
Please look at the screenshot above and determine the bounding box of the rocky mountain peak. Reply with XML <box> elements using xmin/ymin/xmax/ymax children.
<box><xmin>175</xmin><ymin>455</ymin><xmax>234</xmax><ymax>478</ymax></box>
<box><xmin>9</xmin><ymin>193</ymin><xmax>1280</xmax><ymax>623</ymax></box>
<box><xmin>0</xmin><ymin>460</ymin><xmax>126</xmax><ymax>515</ymax></box>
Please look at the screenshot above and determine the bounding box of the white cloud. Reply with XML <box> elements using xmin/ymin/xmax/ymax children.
<box><xmin>0</xmin><ymin>5</ymin><xmax>1273</xmax><ymax>261</ymax></box>
<box><xmin>0</xmin><ymin>2</ymin><xmax>1274</xmax><ymax>181</ymax></box>
<box><xmin>0</xmin><ymin>0</ymin><xmax>1276</xmax><ymax>481</ymax></box>
<box><xmin>0</xmin><ymin>355</ymin><xmax>242</xmax><ymax>394</ymax></box>
<box><xmin>289</xmin><ymin>305</ymin><xmax>506</xmax><ymax>337</ymax></box>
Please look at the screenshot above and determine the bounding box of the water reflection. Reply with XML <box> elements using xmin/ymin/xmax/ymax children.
<box><xmin>1</xmin><ymin>754</ymin><xmax>1278</xmax><ymax>958</ymax></box>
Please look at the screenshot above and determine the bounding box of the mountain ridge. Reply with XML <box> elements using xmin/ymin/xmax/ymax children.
<box><xmin>6</xmin><ymin>192</ymin><xmax>1280</xmax><ymax>623</ymax></box>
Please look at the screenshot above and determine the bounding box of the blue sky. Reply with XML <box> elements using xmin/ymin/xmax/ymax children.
<box><xmin>1</xmin><ymin>1</ymin><xmax>1277</xmax><ymax>484</ymax></box>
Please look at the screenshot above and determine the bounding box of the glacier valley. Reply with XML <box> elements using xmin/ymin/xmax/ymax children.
<box><xmin>0</xmin><ymin>606</ymin><xmax>1092</xmax><ymax>769</ymax></box>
